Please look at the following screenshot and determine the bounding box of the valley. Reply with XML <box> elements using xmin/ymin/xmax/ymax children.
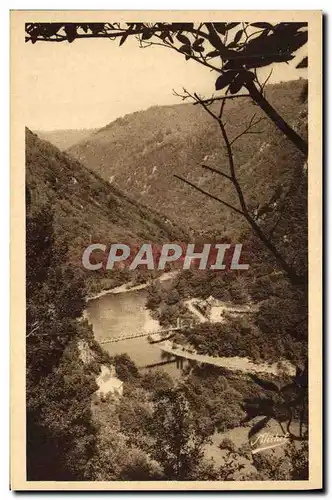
<box><xmin>26</xmin><ymin>78</ymin><xmax>308</xmax><ymax>482</ymax></box>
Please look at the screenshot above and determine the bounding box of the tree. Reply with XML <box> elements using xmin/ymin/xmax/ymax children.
<box><xmin>26</xmin><ymin>194</ymin><xmax>98</xmax><ymax>480</ymax></box>
<box><xmin>219</xmin><ymin>437</ymin><xmax>236</xmax><ymax>453</ymax></box>
<box><xmin>141</xmin><ymin>369</ymin><xmax>174</xmax><ymax>393</ymax></box>
<box><xmin>149</xmin><ymin>387</ymin><xmax>211</xmax><ymax>479</ymax></box>
<box><xmin>242</xmin><ymin>365</ymin><xmax>308</xmax><ymax>443</ymax></box>
<box><xmin>113</xmin><ymin>353</ymin><xmax>140</xmax><ymax>382</ymax></box>
<box><xmin>251</xmin><ymin>441</ymin><xmax>308</xmax><ymax>480</ymax></box>
<box><xmin>173</xmin><ymin>87</ymin><xmax>306</xmax><ymax>285</ymax></box>
<box><xmin>146</xmin><ymin>280</ymin><xmax>164</xmax><ymax>310</ymax></box>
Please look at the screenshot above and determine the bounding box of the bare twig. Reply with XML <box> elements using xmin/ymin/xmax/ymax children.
<box><xmin>261</xmin><ymin>67</ymin><xmax>274</xmax><ymax>93</ymax></box>
<box><xmin>192</xmin><ymin>94</ymin><xmax>250</xmax><ymax>106</ymax></box>
<box><xmin>218</xmin><ymin>91</ymin><xmax>228</xmax><ymax>119</ymax></box>
<box><xmin>193</xmin><ymin>92</ymin><xmax>221</xmax><ymax>123</ymax></box>
<box><xmin>201</xmin><ymin>164</ymin><xmax>232</xmax><ymax>181</ymax></box>
<box><xmin>173</xmin><ymin>174</ymin><xmax>244</xmax><ymax>216</ymax></box>
<box><xmin>230</xmin><ymin>115</ymin><xmax>266</xmax><ymax>145</ymax></box>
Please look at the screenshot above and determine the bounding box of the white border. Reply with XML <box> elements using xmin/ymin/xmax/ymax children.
<box><xmin>4</xmin><ymin>3</ymin><xmax>327</xmax><ymax>499</ymax></box>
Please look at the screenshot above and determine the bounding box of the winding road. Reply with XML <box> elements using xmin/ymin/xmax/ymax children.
<box><xmin>158</xmin><ymin>340</ymin><xmax>296</xmax><ymax>376</ymax></box>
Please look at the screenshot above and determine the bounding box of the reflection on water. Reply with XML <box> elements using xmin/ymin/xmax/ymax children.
<box><xmin>86</xmin><ymin>289</ymin><xmax>186</xmax><ymax>377</ymax></box>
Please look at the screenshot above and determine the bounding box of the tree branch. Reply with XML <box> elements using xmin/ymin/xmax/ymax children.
<box><xmin>230</xmin><ymin>115</ymin><xmax>266</xmax><ymax>145</ymax></box>
<box><xmin>187</xmin><ymin>90</ymin><xmax>306</xmax><ymax>285</ymax></box>
<box><xmin>201</xmin><ymin>164</ymin><xmax>232</xmax><ymax>181</ymax></box>
<box><xmin>173</xmin><ymin>174</ymin><xmax>244</xmax><ymax>216</ymax></box>
<box><xmin>244</xmin><ymin>78</ymin><xmax>308</xmax><ymax>157</ymax></box>
<box><xmin>192</xmin><ymin>94</ymin><xmax>250</xmax><ymax>105</ymax></box>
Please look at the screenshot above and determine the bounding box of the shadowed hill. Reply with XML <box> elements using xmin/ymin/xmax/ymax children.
<box><xmin>26</xmin><ymin>128</ymin><xmax>187</xmax><ymax>293</ymax></box>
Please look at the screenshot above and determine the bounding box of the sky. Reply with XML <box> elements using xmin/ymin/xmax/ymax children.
<box><xmin>21</xmin><ymin>34</ymin><xmax>307</xmax><ymax>131</ymax></box>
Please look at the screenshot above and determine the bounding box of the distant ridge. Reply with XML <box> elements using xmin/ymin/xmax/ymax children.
<box><xmin>35</xmin><ymin>128</ymin><xmax>98</xmax><ymax>151</ymax></box>
<box><xmin>67</xmin><ymin>79</ymin><xmax>307</xmax><ymax>238</ymax></box>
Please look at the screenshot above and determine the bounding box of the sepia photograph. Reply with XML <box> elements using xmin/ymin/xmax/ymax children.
<box><xmin>10</xmin><ymin>10</ymin><xmax>322</xmax><ymax>490</ymax></box>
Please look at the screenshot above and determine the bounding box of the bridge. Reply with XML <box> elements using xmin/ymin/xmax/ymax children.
<box><xmin>98</xmin><ymin>301</ymin><xmax>257</xmax><ymax>345</ymax></box>
<box><xmin>99</xmin><ymin>330</ymin><xmax>176</xmax><ymax>345</ymax></box>
<box><xmin>98</xmin><ymin>318</ymin><xmax>193</xmax><ymax>345</ymax></box>
<box><xmin>143</xmin><ymin>358</ymin><xmax>184</xmax><ymax>369</ymax></box>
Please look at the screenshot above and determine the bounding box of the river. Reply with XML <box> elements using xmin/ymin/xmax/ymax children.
<box><xmin>86</xmin><ymin>287</ymin><xmax>185</xmax><ymax>377</ymax></box>
<box><xmin>86</xmin><ymin>279</ymin><xmax>295</xmax><ymax>378</ymax></box>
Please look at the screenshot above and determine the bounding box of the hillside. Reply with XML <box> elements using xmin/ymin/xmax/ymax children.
<box><xmin>26</xmin><ymin>128</ymin><xmax>187</xmax><ymax>293</ymax></box>
<box><xmin>35</xmin><ymin>128</ymin><xmax>97</xmax><ymax>151</ymax></box>
<box><xmin>68</xmin><ymin>79</ymin><xmax>307</xmax><ymax>239</ymax></box>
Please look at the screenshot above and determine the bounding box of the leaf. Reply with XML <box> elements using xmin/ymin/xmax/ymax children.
<box><xmin>206</xmin><ymin>49</ymin><xmax>220</xmax><ymax>58</ymax></box>
<box><xmin>224</xmin><ymin>58</ymin><xmax>245</xmax><ymax>71</ymax></box>
<box><xmin>213</xmin><ymin>23</ymin><xmax>227</xmax><ymax>35</ymax></box>
<box><xmin>296</xmin><ymin>56</ymin><xmax>308</xmax><ymax>68</ymax></box>
<box><xmin>236</xmin><ymin>53</ymin><xmax>294</xmax><ymax>70</ymax></box>
<box><xmin>171</xmin><ymin>23</ymin><xmax>194</xmax><ymax>31</ymax></box>
<box><xmin>193</xmin><ymin>38</ymin><xmax>205</xmax><ymax>52</ymax></box>
<box><xmin>215</xmin><ymin>71</ymin><xmax>237</xmax><ymax>90</ymax></box>
<box><xmin>64</xmin><ymin>24</ymin><xmax>77</xmax><ymax>43</ymax></box>
<box><xmin>233</xmin><ymin>29</ymin><xmax>244</xmax><ymax>45</ymax></box>
<box><xmin>249</xmin><ymin>374</ymin><xmax>280</xmax><ymax>392</ymax></box>
<box><xmin>274</xmin><ymin>22</ymin><xmax>307</xmax><ymax>33</ymax></box>
<box><xmin>79</xmin><ymin>24</ymin><xmax>89</xmax><ymax>33</ymax></box>
<box><xmin>227</xmin><ymin>41</ymin><xmax>238</xmax><ymax>49</ymax></box>
<box><xmin>177</xmin><ymin>33</ymin><xmax>191</xmax><ymax>45</ymax></box>
<box><xmin>226</xmin><ymin>23</ymin><xmax>240</xmax><ymax>31</ymax></box>
<box><xmin>245</xmin><ymin>71</ymin><xmax>256</xmax><ymax>82</ymax></box>
<box><xmin>193</xmin><ymin>37</ymin><xmax>204</xmax><ymax>46</ymax></box>
<box><xmin>248</xmin><ymin>416</ymin><xmax>271</xmax><ymax>439</ymax></box>
<box><xmin>251</xmin><ymin>22</ymin><xmax>273</xmax><ymax>29</ymax></box>
<box><xmin>179</xmin><ymin>45</ymin><xmax>193</xmax><ymax>60</ymax></box>
<box><xmin>179</xmin><ymin>45</ymin><xmax>192</xmax><ymax>57</ymax></box>
<box><xmin>142</xmin><ymin>29</ymin><xmax>153</xmax><ymax>40</ymax></box>
<box><xmin>289</xmin><ymin>31</ymin><xmax>308</xmax><ymax>52</ymax></box>
<box><xmin>119</xmin><ymin>33</ymin><xmax>129</xmax><ymax>46</ymax></box>
<box><xmin>89</xmin><ymin>23</ymin><xmax>105</xmax><ymax>34</ymax></box>
<box><xmin>229</xmin><ymin>74</ymin><xmax>245</xmax><ymax>94</ymax></box>
<box><xmin>193</xmin><ymin>45</ymin><xmax>205</xmax><ymax>53</ymax></box>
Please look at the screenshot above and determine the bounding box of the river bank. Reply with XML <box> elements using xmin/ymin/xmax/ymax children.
<box><xmin>158</xmin><ymin>340</ymin><xmax>296</xmax><ymax>376</ymax></box>
<box><xmin>85</xmin><ymin>285</ymin><xmax>295</xmax><ymax>379</ymax></box>
<box><xmin>86</xmin><ymin>270</ymin><xmax>179</xmax><ymax>301</ymax></box>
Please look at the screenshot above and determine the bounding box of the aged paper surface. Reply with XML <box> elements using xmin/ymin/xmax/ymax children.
<box><xmin>11</xmin><ymin>10</ymin><xmax>322</xmax><ymax>490</ymax></box>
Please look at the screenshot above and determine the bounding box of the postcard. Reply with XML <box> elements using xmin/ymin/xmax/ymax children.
<box><xmin>10</xmin><ymin>10</ymin><xmax>322</xmax><ymax>490</ymax></box>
